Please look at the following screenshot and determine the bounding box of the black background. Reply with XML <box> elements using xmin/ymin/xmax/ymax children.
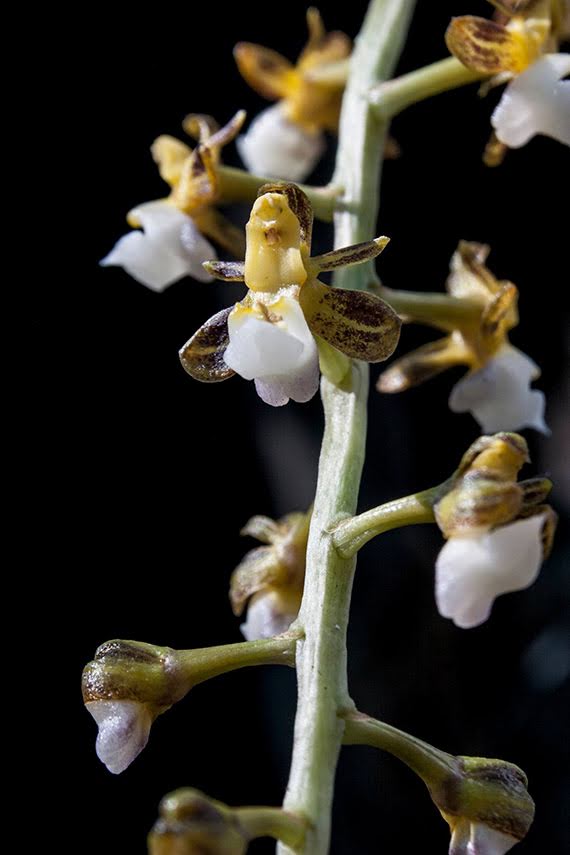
<box><xmin>58</xmin><ymin>1</ymin><xmax>569</xmax><ymax>852</ymax></box>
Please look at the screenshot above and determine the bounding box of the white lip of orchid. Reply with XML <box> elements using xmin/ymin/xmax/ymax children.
<box><xmin>240</xmin><ymin>590</ymin><xmax>298</xmax><ymax>641</ymax></box>
<box><xmin>100</xmin><ymin>200</ymin><xmax>216</xmax><ymax>291</ymax></box>
<box><xmin>448</xmin><ymin>344</ymin><xmax>549</xmax><ymax>434</ymax></box>
<box><xmin>491</xmin><ymin>53</ymin><xmax>570</xmax><ymax>149</ymax></box>
<box><xmin>237</xmin><ymin>103</ymin><xmax>325</xmax><ymax>182</ymax></box>
<box><xmin>449</xmin><ymin>818</ymin><xmax>518</xmax><ymax>855</ymax></box>
<box><xmin>435</xmin><ymin>514</ymin><xmax>546</xmax><ymax>630</ymax></box>
<box><xmin>224</xmin><ymin>286</ymin><xmax>320</xmax><ymax>406</ymax></box>
<box><xmin>86</xmin><ymin>699</ymin><xmax>153</xmax><ymax>774</ymax></box>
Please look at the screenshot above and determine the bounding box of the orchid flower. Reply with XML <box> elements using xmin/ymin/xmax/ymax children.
<box><xmin>377</xmin><ymin>241</ymin><xmax>549</xmax><ymax>433</ymax></box>
<box><xmin>179</xmin><ymin>183</ymin><xmax>401</xmax><ymax>406</ymax></box>
<box><xmin>101</xmin><ymin>112</ymin><xmax>246</xmax><ymax>290</ymax></box>
<box><xmin>446</xmin><ymin>0</ymin><xmax>570</xmax><ymax>165</ymax></box>
<box><xmin>234</xmin><ymin>9</ymin><xmax>350</xmax><ymax>180</ymax></box>
<box><xmin>433</xmin><ymin>433</ymin><xmax>557</xmax><ymax>628</ymax></box>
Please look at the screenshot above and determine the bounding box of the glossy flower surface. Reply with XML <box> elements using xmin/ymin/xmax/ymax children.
<box><xmin>180</xmin><ymin>183</ymin><xmax>401</xmax><ymax>405</ymax></box>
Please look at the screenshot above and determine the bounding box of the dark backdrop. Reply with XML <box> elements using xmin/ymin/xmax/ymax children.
<box><xmin>61</xmin><ymin>1</ymin><xmax>569</xmax><ymax>852</ymax></box>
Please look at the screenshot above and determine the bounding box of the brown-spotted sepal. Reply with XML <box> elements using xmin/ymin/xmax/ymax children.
<box><xmin>148</xmin><ymin>789</ymin><xmax>249</xmax><ymax>855</ymax></box>
<box><xmin>231</xmin><ymin>510</ymin><xmax>310</xmax><ymax>640</ymax></box>
<box><xmin>179</xmin><ymin>307</ymin><xmax>236</xmax><ymax>383</ymax></box>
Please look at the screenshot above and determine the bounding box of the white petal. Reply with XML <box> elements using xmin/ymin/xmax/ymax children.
<box><xmin>240</xmin><ymin>590</ymin><xmax>298</xmax><ymax>641</ymax></box>
<box><xmin>435</xmin><ymin>515</ymin><xmax>545</xmax><ymax>629</ymax></box>
<box><xmin>448</xmin><ymin>345</ymin><xmax>549</xmax><ymax>434</ymax></box>
<box><xmin>491</xmin><ymin>54</ymin><xmax>570</xmax><ymax>148</ymax></box>
<box><xmin>100</xmin><ymin>201</ymin><xmax>216</xmax><ymax>291</ymax></box>
<box><xmin>449</xmin><ymin>819</ymin><xmax>517</xmax><ymax>855</ymax></box>
<box><xmin>237</xmin><ymin>104</ymin><xmax>325</xmax><ymax>182</ymax></box>
<box><xmin>86</xmin><ymin>700</ymin><xmax>152</xmax><ymax>774</ymax></box>
<box><xmin>224</xmin><ymin>288</ymin><xmax>320</xmax><ymax>406</ymax></box>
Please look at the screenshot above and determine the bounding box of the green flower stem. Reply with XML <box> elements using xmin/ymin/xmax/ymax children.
<box><xmin>176</xmin><ymin>632</ymin><xmax>299</xmax><ymax>686</ymax></box>
<box><xmin>218</xmin><ymin>165</ymin><xmax>339</xmax><ymax>222</ymax></box>
<box><xmin>238</xmin><ymin>808</ymin><xmax>307</xmax><ymax>849</ymax></box>
<box><xmin>331</xmin><ymin>487</ymin><xmax>442</xmax><ymax>558</ymax></box>
<box><xmin>370</xmin><ymin>56</ymin><xmax>485</xmax><ymax>120</ymax></box>
<box><xmin>343</xmin><ymin>712</ymin><xmax>460</xmax><ymax>789</ymax></box>
<box><xmin>279</xmin><ymin>2</ymin><xmax>417</xmax><ymax>853</ymax></box>
<box><xmin>379</xmin><ymin>285</ymin><xmax>482</xmax><ymax>330</ymax></box>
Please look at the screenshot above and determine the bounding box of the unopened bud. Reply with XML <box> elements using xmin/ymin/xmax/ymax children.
<box><xmin>82</xmin><ymin>640</ymin><xmax>191</xmax><ymax>774</ymax></box>
<box><xmin>434</xmin><ymin>757</ymin><xmax>535</xmax><ymax>855</ymax></box>
<box><xmin>148</xmin><ymin>789</ymin><xmax>249</xmax><ymax>855</ymax></box>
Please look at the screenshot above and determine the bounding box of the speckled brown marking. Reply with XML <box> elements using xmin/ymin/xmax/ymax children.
<box><xmin>264</xmin><ymin>227</ymin><xmax>281</xmax><ymax>246</ymax></box>
<box><xmin>179</xmin><ymin>308</ymin><xmax>235</xmax><ymax>382</ymax></box>
<box><xmin>519</xmin><ymin>477</ymin><xmax>552</xmax><ymax>505</ymax></box>
<box><xmin>191</xmin><ymin>150</ymin><xmax>206</xmax><ymax>177</ymax></box>
<box><xmin>304</xmin><ymin>286</ymin><xmax>401</xmax><ymax>362</ymax></box>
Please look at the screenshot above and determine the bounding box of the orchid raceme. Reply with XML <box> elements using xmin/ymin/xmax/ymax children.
<box><xmin>231</xmin><ymin>510</ymin><xmax>310</xmax><ymax>641</ymax></box>
<box><xmin>445</xmin><ymin>0</ymin><xmax>570</xmax><ymax>165</ymax></box>
<box><xmin>234</xmin><ymin>8</ymin><xmax>350</xmax><ymax>180</ymax></box>
<box><xmin>179</xmin><ymin>183</ymin><xmax>401</xmax><ymax>406</ymax></box>
<box><xmin>433</xmin><ymin>433</ymin><xmax>557</xmax><ymax>628</ymax></box>
<box><xmin>100</xmin><ymin>112</ymin><xmax>247</xmax><ymax>290</ymax></box>
<box><xmin>377</xmin><ymin>241</ymin><xmax>548</xmax><ymax>433</ymax></box>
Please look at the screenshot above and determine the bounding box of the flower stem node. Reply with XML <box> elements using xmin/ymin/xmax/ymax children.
<box><xmin>445</xmin><ymin>0</ymin><xmax>570</xmax><ymax>164</ymax></box>
<box><xmin>100</xmin><ymin>113</ymin><xmax>247</xmax><ymax>290</ymax></box>
<box><xmin>434</xmin><ymin>433</ymin><xmax>557</xmax><ymax>628</ymax></box>
<box><xmin>235</xmin><ymin>9</ymin><xmax>351</xmax><ymax>180</ymax></box>
<box><xmin>378</xmin><ymin>241</ymin><xmax>548</xmax><ymax>433</ymax></box>
<box><xmin>180</xmin><ymin>184</ymin><xmax>400</xmax><ymax>405</ymax></box>
<box><xmin>231</xmin><ymin>510</ymin><xmax>311</xmax><ymax>640</ymax></box>
<box><xmin>148</xmin><ymin>789</ymin><xmax>249</xmax><ymax>855</ymax></box>
<box><xmin>82</xmin><ymin>640</ymin><xmax>190</xmax><ymax>774</ymax></box>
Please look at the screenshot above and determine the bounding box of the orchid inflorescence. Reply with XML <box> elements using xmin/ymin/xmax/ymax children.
<box><xmin>92</xmin><ymin>2</ymin><xmax>566</xmax><ymax>853</ymax></box>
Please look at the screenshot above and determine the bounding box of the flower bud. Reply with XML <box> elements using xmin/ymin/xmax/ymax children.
<box><xmin>435</xmin><ymin>757</ymin><xmax>535</xmax><ymax>855</ymax></box>
<box><xmin>148</xmin><ymin>789</ymin><xmax>249</xmax><ymax>855</ymax></box>
<box><xmin>82</xmin><ymin>640</ymin><xmax>191</xmax><ymax>774</ymax></box>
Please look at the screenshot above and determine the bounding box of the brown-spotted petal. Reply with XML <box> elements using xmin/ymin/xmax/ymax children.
<box><xmin>301</xmin><ymin>279</ymin><xmax>401</xmax><ymax>362</ymax></box>
<box><xmin>309</xmin><ymin>236</ymin><xmax>389</xmax><ymax>274</ymax></box>
<box><xmin>234</xmin><ymin>42</ymin><xmax>296</xmax><ymax>101</ymax></box>
<box><xmin>172</xmin><ymin>145</ymin><xmax>218</xmax><ymax>212</ymax></box>
<box><xmin>151</xmin><ymin>135</ymin><xmax>192</xmax><ymax>187</ymax></box>
<box><xmin>203</xmin><ymin>260</ymin><xmax>246</xmax><ymax>282</ymax></box>
<box><xmin>230</xmin><ymin>546</ymin><xmax>282</xmax><ymax>616</ymax></box>
<box><xmin>519</xmin><ymin>476</ymin><xmax>553</xmax><ymax>506</ymax></box>
<box><xmin>445</xmin><ymin>16</ymin><xmax>531</xmax><ymax>74</ymax></box>
<box><xmin>376</xmin><ymin>336</ymin><xmax>469</xmax><ymax>393</ymax></box>
<box><xmin>516</xmin><ymin>503</ymin><xmax>558</xmax><ymax>558</ymax></box>
<box><xmin>179</xmin><ymin>307</ymin><xmax>235</xmax><ymax>382</ymax></box>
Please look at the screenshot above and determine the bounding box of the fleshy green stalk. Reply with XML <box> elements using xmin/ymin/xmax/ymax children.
<box><xmin>279</xmin><ymin>3</ymin><xmax>417</xmax><ymax>853</ymax></box>
<box><xmin>370</xmin><ymin>56</ymin><xmax>485</xmax><ymax>120</ymax></box>
<box><xmin>331</xmin><ymin>487</ymin><xmax>441</xmax><ymax>558</ymax></box>
<box><xmin>218</xmin><ymin>165</ymin><xmax>339</xmax><ymax>222</ymax></box>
